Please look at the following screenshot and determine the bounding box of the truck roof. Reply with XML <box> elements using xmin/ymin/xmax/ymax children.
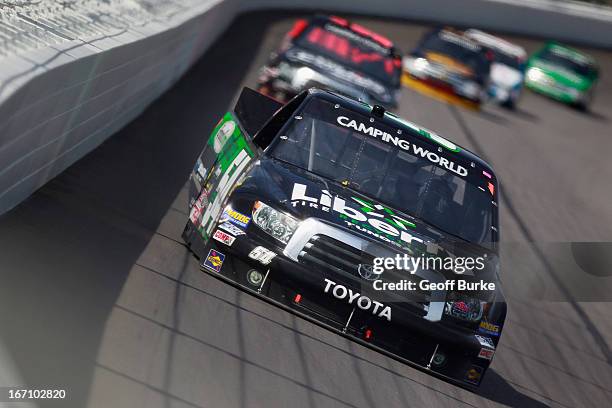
<box><xmin>465</xmin><ymin>29</ymin><xmax>526</xmax><ymax>60</ymax></box>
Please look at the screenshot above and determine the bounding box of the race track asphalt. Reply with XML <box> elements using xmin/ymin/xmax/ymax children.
<box><xmin>1</xmin><ymin>11</ymin><xmax>612</xmax><ymax>408</ymax></box>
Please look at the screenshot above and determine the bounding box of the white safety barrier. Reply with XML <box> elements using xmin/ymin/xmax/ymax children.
<box><xmin>0</xmin><ymin>0</ymin><xmax>238</xmax><ymax>214</ymax></box>
<box><xmin>1</xmin><ymin>0</ymin><xmax>611</xmax><ymax>214</ymax></box>
<box><xmin>244</xmin><ymin>0</ymin><xmax>612</xmax><ymax>47</ymax></box>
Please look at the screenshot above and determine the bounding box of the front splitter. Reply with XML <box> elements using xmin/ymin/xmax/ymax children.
<box><xmin>198</xmin><ymin>260</ymin><xmax>486</xmax><ymax>392</ymax></box>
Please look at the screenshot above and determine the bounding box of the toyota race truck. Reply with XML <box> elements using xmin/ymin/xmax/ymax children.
<box><xmin>465</xmin><ymin>29</ymin><xmax>526</xmax><ymax>109</ymax></box>
<box><xmin>403</xmin><ymin>28</ymin><xmax>492</xmax><ymax>110</ymax></box>
<box><xmin>525</xmin><ymin>42</ymin><xmax>599</xmax><ymax>110</ymax></box>
<box><xmin>257</xmin><ymin>15</ymin><xmax>402</xmax><ymax>108</ymax></box>
<box><xmin>183</xmin><ymin>87</ymin><xmax>506</xmax><ymax>388</ymax></box>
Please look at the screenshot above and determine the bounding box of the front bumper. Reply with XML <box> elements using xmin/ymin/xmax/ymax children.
<box><xmin>489</xmin><ymin>84</ymin><xmax>520</xmax><ymax>105</ymax></box>
<box><xmin>183</xmin><ymin>219</ymin><xmax>496</xmax><ymax>388</ymax></box>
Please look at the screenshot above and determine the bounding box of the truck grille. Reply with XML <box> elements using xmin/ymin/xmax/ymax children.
<box><xmin>297</xmin><ymin>234</ymin><xmax>431</xmax><ymax>315</ymax></box>
<box><xmin>298</xmin><ymin>235</ymin><xmax>368</xmax><ymax>279</ymax></box>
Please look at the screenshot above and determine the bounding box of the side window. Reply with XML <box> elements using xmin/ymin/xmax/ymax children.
<box><xmin>253</xmin><ymin>92</ymin><xmax>307</xmax><ymax>149</ymax></box>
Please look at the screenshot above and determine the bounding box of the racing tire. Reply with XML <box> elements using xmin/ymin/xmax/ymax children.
<box><xmin>500</xmin><ymin>98</ymin><xmax>515</xmax><ymax>110</ymax></box>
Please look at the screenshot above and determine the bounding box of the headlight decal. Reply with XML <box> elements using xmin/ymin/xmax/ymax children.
<box><xmin>444</xmin><ymin>296</ymin><xmax>486</xmax><ymax>322</ymax></box>
<box><xmin>221</xmin><ymin>207</ymin><xmax>251</xmax><ymax>228</ymax></box>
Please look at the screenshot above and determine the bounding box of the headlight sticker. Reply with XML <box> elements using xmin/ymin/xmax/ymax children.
<box><xmin>479</xmin><ymin>321</ymin><xmax>500</xmax><ymax>337</ymax></box>
<box><xmin>475</xmin><ymin>335</ymin><xmax>495</xmax><ymax>360</ymax></box>
<box><xmin>213</xmin><ymin>230</ymin><xmax>236</xmax><ymax>246</ymax></box>
<box><xmin>213</xmin><ymin>120</ymin><xmax>236</xmax><ymax>154</ymax></box>
<box><xmin>478</xmin><ymin>348</ymin><xmax>495</xmax><ymax>360</ymax></box>
<box><xmin>202</xmin><ymin>249</ymin><xmax>226</xmax><ymax>273</ymax></box>
<box><xmin>248</xmin><ymin>246</ymin><xmax>276</xmax><ymax>265</ymax></box>
<box><xmin>218</xmin><ymin>222</ymin><xmax>246</xmax><ymax>236</ymax></box>
<box><xmin>221</xmin><ymin>208</ymin><xmax>251</xmax><ymax>228</ymax></box>
<box><xmin>465</xmin><ymin>366</ymin><xmax>483</xmax><ymax>385</ymax></box>
<box><xmin>475</xmin><ymin>334</ymin><xmax>495</xmax><ymax>349</ymax></box>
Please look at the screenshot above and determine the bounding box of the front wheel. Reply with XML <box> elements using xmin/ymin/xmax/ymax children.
<box><xmin>573</xmin><ymin>100</ymin><xmax>589</xmax><ymax>112</ymax></box>
<box><xmin>501</xmin><ymin>98</ymin><xmax>515</xmax><ymax>110</ymax></box>
<box><xmin>574</xmin><ymin>88</ymin><xmax>594</xmax><ymax>112</ymax></box>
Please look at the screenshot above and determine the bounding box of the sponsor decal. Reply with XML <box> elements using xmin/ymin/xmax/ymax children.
<box><xmin>358</xmin><ymin>263</ymin><xmax>377</xmax><ymax>281</ymax></box>
<box><xmin>198</xmin><ymin>149</ymin><xmax>252</xmax><ymax>238</ymax></box>
<box><xmin>193</xmin><ymin>158</ymin><xmax>207</xmax><ymax>187</ymax></box>
<box><xmin>221</xmin><ymin>208</ymin><xmax>251</xmax><ymax>228</ymax></box>
<box><xmin>487</xmin><ymin>182</ymin><xmax>495</xmax><ymax>196</ymax></box>
<box><xmin>479</xmin><ymin>321</ymin><xmax>500</xmax><ymax>336</ymax></box>
<box><xmin>202</xmin><ymin>249</ymin><xmax>225</xmax><ymax>273</ymax></box>
<box><xmin>445</xmin><ymin>299</ymin><xmax>485</xmax><ymax>321</ymax></box>
<box><xmin>478</xmin><ymin>348</ymin><xmax>495</xmax><ymax>360</ymax></box>
<box><xmin>336</xmin><ymin>116</ymin><xmax>467</xmax><ymax>176</ymax></box>
<box><xmin>213</xmin><ymin>229</ymin><xmax>236</xmax><ymax>246</ymax></box>
<box><xmin>475</xmin><ymin>334</ymin><xmax>495</xmax><ymax>349</ymax></box>
<box><xmin>324</xmin><ymin>278</ymin><xmax>392</xmax><ymax>321</ymax></box>
<box><xmin>218</xmin><ymin>222</ymin><xmax>246</xmax><ymax>236</ymax></box>
<box><xmin>213</xmin><ymin>120</ymin><xmax>236</xmax><ymax>153</ymax></box>
<box><xmin>454</xmin><ymin>301</ymin><xmax>470</xmax><ymax>313</ymax></box>
<box><xmin>189</xmin><ymin>190</ymin><xmax>208</xmax><ymax>225</ymax></box>
<box><xmin>196</xmin><ymin>112</ymin><xmax>255</xmax><ymax>241</ymax></box>
<box><xmin>248</xmin><ymin>246</ymin><xmax>276</xmax><ymax>265</ymax></box>
<box><xmin>465</xmin><ymin>365</ymin><xmax>483</xmax><ymax>385</ymax></box>
<box><xmin>291</xmin><ymin>183</ymin><xmax>429</xmax><ymax>251</ymax></box>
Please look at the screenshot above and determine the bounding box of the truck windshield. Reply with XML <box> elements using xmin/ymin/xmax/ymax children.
<box><xmin>491</xmin><ymin>49</ymin><xmax>522</xmax><ymax>70</ymax></box>
<box><xmin>269</xmin><ymin>98</ymin><xmax>497</xmax><ymax>246</ymax></box>
<box><xmin>539</xmin><ymin>46</ymin><xmax>596</xmax><ymax>78</ymax></box>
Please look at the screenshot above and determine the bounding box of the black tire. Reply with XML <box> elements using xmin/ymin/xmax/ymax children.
<box><xmin>501</xmin><ymin>98</ymin><xmax>515</xmax><ymax>110</ymax></box>
<box><xmin>573</xmin><ymin>101</ymin><xmax>589</xmax><ymax>112</ymax></box>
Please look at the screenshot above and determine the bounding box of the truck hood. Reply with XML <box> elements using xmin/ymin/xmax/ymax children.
<box><xmin>424</xmin><ymin>52</ymin><xmax>475</xmax><ymax>78</ymax></box>
<box><xmin>281</xmin><ymin>47</ymin><xmax>395</xmax><ymax>105</ymax></box>
<box><xmin>403</xmin><ymin>54</ymin><xmax>480</xmax><ymax>89</ymax></box>
<box><xmin>528</xmin><ymin>59</ymin><xmax>592</xmax><ymax>90</ymax></box>
<box><xmin>237</xmin><ymin>158</ymin><xmax>496</xmax><ymax>271</ymax></box>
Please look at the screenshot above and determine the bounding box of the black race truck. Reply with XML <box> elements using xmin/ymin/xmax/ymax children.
<box><xmin>183</xmin><ymin>87</ymin><xmax>506</xmax><ymax>388</ymax></box>
<box><xmin>257</xmin><ymin>15</ymin><xmax>402</xmax><ymax>108</ymax></box>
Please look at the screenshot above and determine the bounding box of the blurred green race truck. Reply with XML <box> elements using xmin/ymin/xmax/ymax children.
<box><xmin>525</xmin><ymin>42</ymin><xmax>598</xmax><ymax>110</ymax></box>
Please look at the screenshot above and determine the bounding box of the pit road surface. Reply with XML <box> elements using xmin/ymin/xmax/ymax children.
<box><xmin>1</xmin><ymin>11</ymin><xmax>612</xmax><ymax>408</ymax></box>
